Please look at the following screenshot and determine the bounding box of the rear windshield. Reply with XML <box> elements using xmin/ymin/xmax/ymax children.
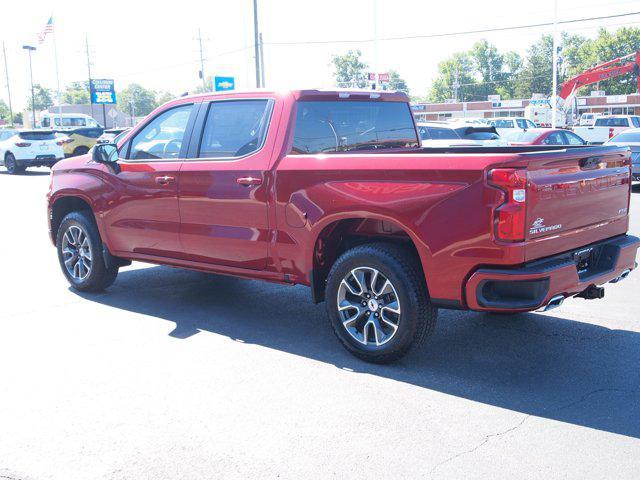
<box><xmin>455</xmin><ymin>128</ymin><xmax>499</xmax><ymax>140</ymax></box>
<box><xmin>505</xmin><ymin>131</ymin><xmax>539</xmax><ymax>142</ymax></box>
<box><xmin>18</xmin><ymin>131</ymin><xmax>56</xmax><ymax>140</ymax></box>
<box><xmin>491</xmin><ymin>119</ymin><xmax>514</xmax><ymax>128</ymax></box>
<box><xmin>595</xmin><ymin>117</ymin><xmax>629</xmax><ymax>127</ymax></box>
<box><xmin>291</xmin><ymin>101</ymin><xmax>418</xmax><ymax>154</ymax></box>
<box><xmin>609</xmin><ymin>131</ymin><xmax>640</xmax><ymax>143</ymax></box>
<box><xmin>424</xmin><ymin>126</ymin><xmax>459</xmax><ymax>140</ymax></box>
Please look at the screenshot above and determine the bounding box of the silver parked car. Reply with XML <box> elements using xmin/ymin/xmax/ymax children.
<box><xmin>606</xmin><ymin>128</ymin><xmax>640</xmax><ymax>182</ymax></box>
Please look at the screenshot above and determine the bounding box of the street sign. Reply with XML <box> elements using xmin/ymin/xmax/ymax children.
<box><xmin>368</xmin><ymin>72</ymin><xmax>390</xmax><ymax>83</ymax></box>
<box><xmin>214</xmin><ymin>76</ymin><xmax>235</xmax><ymax>91</ymax></box>
<box><xmin>107</xmin><ymin>108</ymin><xmax>118</xmax><ymax>119</ymax></box>
<box><xmin>90</xmin><ymin>79</ymin><xmax>116</xmax><ymax>104</ymax></box>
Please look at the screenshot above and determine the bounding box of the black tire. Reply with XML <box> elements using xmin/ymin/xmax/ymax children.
<box><xmin>4</xmin><ymin>153</ymin><xmax>24</xmax><ymax>174</ymax></box>
<box><xmin>325</xmin><ymin>243</ymin><xmax>437</xmax><ymax>363</ymax></box>
<box><xmin>56</xmin><ymin>211</ymin><xmax>119</xmax><ymax>292</ymax></box>
<box><xmin>72</xmin><ymin>146</ymin><xmax>90</xmax><ymax>157</ymax></box>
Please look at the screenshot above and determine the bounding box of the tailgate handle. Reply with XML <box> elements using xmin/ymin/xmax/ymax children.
<box><xmin>580</xmin><ymin>156</ymin><xmax>602</xmax><ymax>170</ymax></box>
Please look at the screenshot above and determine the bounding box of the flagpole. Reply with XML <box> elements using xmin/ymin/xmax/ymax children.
<box><xmin>51</xmin><ymin>17</ymin><xmax>62</xmax><ymax>124</ymax></box>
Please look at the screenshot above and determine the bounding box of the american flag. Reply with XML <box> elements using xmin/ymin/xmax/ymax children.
<box><xmin>37</xmin><ymin>17</ymin><xmax>54</xmax><ymax>44</ymax></box>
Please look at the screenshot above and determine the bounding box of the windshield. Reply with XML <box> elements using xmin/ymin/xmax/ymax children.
<box><xmin>608</xmin><ymin>131</ymin><xmax>640</xmax><ymax>143</ymax></box>
<box><xmin>291</xmin><ymin>101</ymin><xmax>419</xmax><ymax>154</ymax></box>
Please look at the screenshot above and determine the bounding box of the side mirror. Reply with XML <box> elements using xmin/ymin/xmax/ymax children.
<box><xmin>92</xmin><ymin>143</ymin><xmax>120</xmax><ymax>173</ymax></box>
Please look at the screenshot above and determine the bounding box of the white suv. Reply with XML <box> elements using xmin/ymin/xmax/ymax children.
<box><xmin>0</xmin><ymin>130</ymin><xmax>65</xmax><ymax>174</ymax></box>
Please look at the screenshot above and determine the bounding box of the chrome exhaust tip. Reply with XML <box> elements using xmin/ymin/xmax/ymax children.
<box><xmin>540</xmin><ymin>294</ymin><xmax>565</xmax><ymax>312</ymax></box>
<box><xmin>610</xmin><ymin>269</ymin><xmax>631</xmax><ymax>284</ymax></box>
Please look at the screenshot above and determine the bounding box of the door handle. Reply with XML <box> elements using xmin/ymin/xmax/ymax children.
<box><xmin>236</xmin><ymin>176</ymin><xmax>262</xmax><ymax>186</ymax></box>
<box><xmin>155</xmin><ymin>175</ymin><xmax>175</xmax><ymax>185</ymax></box>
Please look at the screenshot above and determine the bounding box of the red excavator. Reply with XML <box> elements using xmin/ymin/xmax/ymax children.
<box><xmin>525</xmin><ymin>51</ymin><xmax>640</xmax><ymax>127</ymax></box>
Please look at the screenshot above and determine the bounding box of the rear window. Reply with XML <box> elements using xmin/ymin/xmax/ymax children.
<box><xmin>291</xmin><ymin>101</ymin><xmax>418</xmax><ymax>154</ymax></box>
<box><xmin>18</xmin><ymin>131</ymin><xmax>56</xmax><ymax>140</ymax></box>
<box><xmin>609</xmin><ymin>131</ymin><xmax>640</xmax><ymax>143</ymax></box>
<box><xmin>491</xmin><ymin>119</ymin><xmax>514</xmax><ymax>128</ymax></box>
<box><xmin>505</xmin><ymin>131</ymin><xmax>539</xmax><ymax>142</ymax></box>
<box><xmin>425</xmin><ymin>126</ymin><xmax>459</xmax><ymax>140</ymax></box>
<box><xmin>455</xmin><ymin>127</ymin><xmax>499</xmax><ymax>140</ymax></box>
<box><xmin>595</xmin><ymin>117</ymin><xmax>630</xmax><ymax>127</ymax></box>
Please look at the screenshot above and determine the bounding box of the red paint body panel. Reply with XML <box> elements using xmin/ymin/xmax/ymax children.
<box><xmin>48</xmin><ymin>89</ymin><xmax>640</xmax><ymax>312</ymax></box>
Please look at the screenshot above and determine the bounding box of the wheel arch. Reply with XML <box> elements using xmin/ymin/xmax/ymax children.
<box><xmin>50</xmin><ymin>194</ymin><xmax>99</xmax><ymax>245</ymax></box>
<box><xmin>308</xmin><ymin>214</ymin><xmax>432</xmax><ymax>303</ymax></box>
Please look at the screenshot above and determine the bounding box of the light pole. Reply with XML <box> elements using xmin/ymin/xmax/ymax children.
<box><xmin>22</xmin><ymin>45</ymin><xmax>37</xmax><ymax>128</ymax></box>
<box><xmin>253</xmin><ymin>0</ymin><xmax>261</xmax><ymax>88</ymax></box>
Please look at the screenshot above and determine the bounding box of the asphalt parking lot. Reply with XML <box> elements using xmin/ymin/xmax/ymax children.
<box><xmin>1</xmin><ymin>168</ymin><xmax>639</xmax><ymax>480</ymax></box>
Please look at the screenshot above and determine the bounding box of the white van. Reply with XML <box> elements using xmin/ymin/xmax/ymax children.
<box><xmin>40</xmin><ymin>113</ymin><xmax>102</xmax><ymax>129</ymax></box>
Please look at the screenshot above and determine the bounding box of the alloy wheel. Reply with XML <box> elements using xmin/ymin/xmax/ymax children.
<box><xmin>336</xmin><ymin>267</ymin><xmax>401</xmax><ymax>347</ymax></box>
<box><xmin>61</xmin><ymin>225</ymin><xmax>93</xmax><ymax>280</ymax></box>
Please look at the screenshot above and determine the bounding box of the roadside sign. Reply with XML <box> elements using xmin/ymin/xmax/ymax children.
<box><xmin>107</xmin><ymin>108</ymin><xmax>118</xmax><ymax>119</ymax></box>
<box><xmin>90</xmin><ymin>79</ymin><xmax>116</xmax><ymax>104</ymax></box>
<box><xmin>214</xmin><ymin>76</ymin><xmax>235</xmax><ymax>91</ymax></box>
<box><xmin>378</xmin><ymin>73</ymin><xmax>390</xmax><ymax>83</ymax></box>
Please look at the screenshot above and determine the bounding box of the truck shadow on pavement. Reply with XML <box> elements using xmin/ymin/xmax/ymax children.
<box><xmin>74</xmin><ymin>264</ymin><xmax>640</xmax><ymax>439</ymax></box>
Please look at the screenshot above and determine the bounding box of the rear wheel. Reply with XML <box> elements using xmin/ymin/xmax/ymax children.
<box><xmin>56</xmin><ymin>211</ymin><xmax>119</xmax><ymax>292</ymax></box>
<box><xmin>4</xmin><ymin>153</ymin><xmax>24</xmax><ymax>174</ymax></box>
<box><xmin>325</xmin><ymin>243</ymin><xmax>437</xmax><ymax>363</ymax></box>
<box><xmin>72</xmin><ymin>146</ymin><xmax>90</xmax><ymax>157</ymax></box>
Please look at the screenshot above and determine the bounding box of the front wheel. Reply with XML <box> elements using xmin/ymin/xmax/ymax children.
<box><xmin>325</xmin><ymin>243</ymin><xmax>437</xmax><ymax>363</ymax></box>
<box><xmin>56</xmin><ymin>211</ymin><xmax>119</xmax><ymax>292</ymax></box>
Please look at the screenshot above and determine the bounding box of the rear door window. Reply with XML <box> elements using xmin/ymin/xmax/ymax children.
<box><xmin>197</xmin><ymin>99</ymin><xmax>273</xmax><ymax>158</ymax></box>
<box><xmin>563</xmin><ymin>131</ymin><xmax>585</xmax><ymax>145</ymax></box>
<box><xmin>631</xmin><ymin>117</ymin><xmax>640</xmax><ymax>128</ymax></box>
<box><xmin>291</xmin><ymin>101</ymin><xmax>418</xmax><ymax>154</ymax></box>
<box><xmin>543</xmin><ymin>132</ymin><xmax>565</xmax><ymax>145</ymax></box>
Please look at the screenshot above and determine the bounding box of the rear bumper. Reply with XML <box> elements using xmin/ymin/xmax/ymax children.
<box><xmin>465</xmin><ymin>234</ymin><xmax>640</xmax><ymax>312</ymax></box>
<box><xmin>16</xmin><ymin>156</ymin><xmax>62</xmax><ymax>168</ymax></box>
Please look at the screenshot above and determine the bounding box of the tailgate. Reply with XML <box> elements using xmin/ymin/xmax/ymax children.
<box><xmin>524</xmin><ymin>146</ymin><xmax>630</xmax><ymax>249</ymax></box>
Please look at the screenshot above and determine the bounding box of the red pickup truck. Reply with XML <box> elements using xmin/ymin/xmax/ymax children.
<box><xmin>47</xmin><ymin>89</ymin><xmax>639</xmax><ymax>363</ymax></box>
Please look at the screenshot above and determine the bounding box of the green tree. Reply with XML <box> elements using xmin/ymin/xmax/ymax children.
<box><xmin>569</xmin><ymin>27</ymin><xmax>640</xmax><ymax>95</ymax></box>
<box><xmin>62</xmin><ymin>81</ymin><xmax>90</xmax><ymax>104</ymax></box>
<box><xmin>117</xmin><ymin>83</ymin><xmax>158</xmax><ymax>117</ymax></box>
<box><xmin>13</xmin><ymin>112</ymin><xmax>23</xmax><ymax>124</ymax></box>
<box><xmin>428</xmin><ymin>52</ymin><xmax>477</xmax><ymax>102</ymax></box>
<box><xmin>0</xmin><ymin>100</ymin><xmax>11</xmax><ymax>123</ymax></box>
<box><xmin>27</xmin><ymin>84</ymin><xmax>53</xmax><ymax>111</ymax></box>
<box><xmin>332</xmin><ymin>50</ymin><xmax>369</xmax><ymax>88</ymax></box>
<box><xmin>386</xmin><ymin>70</ymin><xmax>409</xmax><ymax>94</ymax></box>
<box><xmin>156</xmin><ymin>91</ymin><xmax>175</xmax><ymax>105</ymax></box>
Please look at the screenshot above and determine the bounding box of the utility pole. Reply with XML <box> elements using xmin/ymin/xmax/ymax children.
<box><xmin>453</xmin><ymin>70</ymin><xmax>460</xmax><ymax>102</ymax></box>
<box><xmin>551</xmin><ymin>0</ymin><xmax>558</xmax><ymax>128</ymax></box>
<box><xmin>253</xmin><ymin>0</ymin><xmax>261</xmax><ymax>88</ymax></box>
<box><xmin>2</xmin><ymin>41</ymin><xmax>13</xmax><ymax>125</ymax></box>
<box><xmin>259</xmin><ymin>33</ymin><xmax>265</xmax><ymax>88</ymax></box>
<box><xmin>22</xmin><ymin>45</ymin><xmax>36</xmax><ymax>128</ymax></box>
<box><xmin>197</xmin><ymin>28</ymin><xmax>207</xmax><ymax>91</ymax></box>
<box><xmin>85</xmin><ymin>35</ymin><xmax>94</xmax><ymax>123</ymax></box>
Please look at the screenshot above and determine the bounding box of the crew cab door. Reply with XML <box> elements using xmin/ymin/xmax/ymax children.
<box><xmin>102</xmin><ymin>102</ymin><xmax>198</xmax><ymax>257</ymax></box>
<box><xmin>178</xmin><ymin>97</ymin><xmax>278</xmax><ymax>270</ymax></box>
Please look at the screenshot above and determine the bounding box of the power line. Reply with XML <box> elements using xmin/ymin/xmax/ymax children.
<box><xmin>264</xmin><ymin>11</ymin><xmax>640</xmax><ymax>46</ymax></box>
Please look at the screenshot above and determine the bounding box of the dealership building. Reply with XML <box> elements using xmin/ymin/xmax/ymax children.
<box><xmin>411</xmin><ymin>92</ymin><xmax>640</xmax><ymax>121</ymax></box>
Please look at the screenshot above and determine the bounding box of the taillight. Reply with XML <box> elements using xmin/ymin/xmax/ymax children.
<box><xmin>609</xmin><ymin>128</ymin><xmax>615</xmax><ymax>139</ymax></box>
<box><xmin>488</xmin><ymin>168</ymin><xmax>527</xmax><ymax>242</ymax></box>
<box><xmin>14</xmin><ymin>142</ymin><xmax>31</xmax><ymax>147</ymax></box>
<box><xmin>56</xmin><ymin>138</ymin><xmax>73</xmax><ymax>145</ymax></box>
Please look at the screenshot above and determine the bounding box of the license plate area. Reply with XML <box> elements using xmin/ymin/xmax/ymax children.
<box><xmin>574</xmin><ymin>244</ymin><xmax>618</xmax><ymax>280</ymax></box>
